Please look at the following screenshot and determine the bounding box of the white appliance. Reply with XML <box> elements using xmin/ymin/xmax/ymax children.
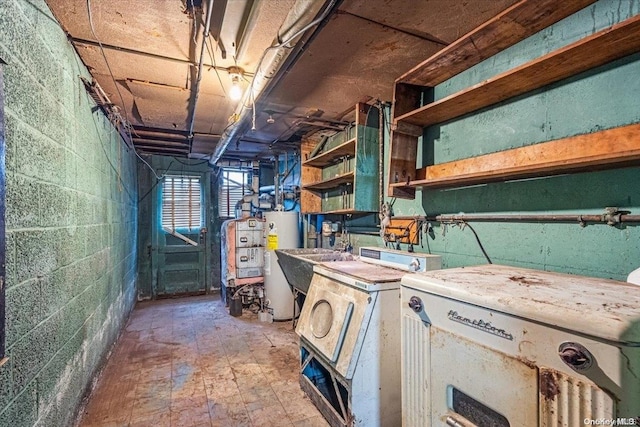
<box><xmin>234</xmin><ymin>219</ymin><xmax>264</xmax><ymax>278</ymax></box>
<box><xmin>220</xmin><ymin>218</ymin><xmax>264</xmax><ymax>303</ymax></box>
<box><xmin>359</xmin><ymin>246</ymin><xmax>442</xmax><ymax>272</ymax></box>
<box><xmin>264</xmin><ymin>210</ymin><xmax>300</xmax><ymax>320</ymax></box>
<box><xmin>401</xmin><ymin>265</ymin><xmax>640</xmax><ymax>427</ymax></box>
<box><xmin>296</xmin><ymin>247</ymin><xmax>442</xmax><ymax>426</ymax></box>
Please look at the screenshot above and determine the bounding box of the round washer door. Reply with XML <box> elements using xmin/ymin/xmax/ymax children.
<box><xmin>310</xmin><ymin>299</ymin><xmax>333</xmax><ymax>338</ymax></box>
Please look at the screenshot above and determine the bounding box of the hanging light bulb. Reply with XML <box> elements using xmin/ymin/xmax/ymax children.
<box><xmin>228</xmin><ymin>66</ymin><xmax>244</xmax><ymax>101</ymax></box>
<box><xmin>229</xmin><ymin>75</ymin><xmax>243</xmax><ymax>101</ymax></box>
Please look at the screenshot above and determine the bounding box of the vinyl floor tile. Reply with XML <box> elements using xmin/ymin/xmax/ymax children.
<box><xmin>78</xmin><ymin>295</ymin><xmax>328</xmax><ymax>426</ymax></box>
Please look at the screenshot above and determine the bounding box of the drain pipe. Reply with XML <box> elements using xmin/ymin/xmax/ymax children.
<box><xmin>377</xmin><ymin>101</ymin><xmax>385</xmax><ymax>207</ymax></box>
<box><xmin>187</xmin><ymin>0</ymin><xmax>215</xmax><ymax>154</ymax></box>
<box><xmin>209</xmin><ymin>0</ymin><xmax>337</xmax><ymax>164</ymax></box>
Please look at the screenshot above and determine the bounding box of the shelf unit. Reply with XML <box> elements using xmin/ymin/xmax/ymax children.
<box><xmin>301</xmin><ymin>103</ymin><xmax>380</xmax><ymax>215</ymax></box>
<box><xmin>303</xmin><ymin>138</ymin><xmax>356</xmax><ymax>168</ymax></box>
<box><xmin>396</xmin><ymin>14</ymin><xmax>640</xmax><ymax>128</ymax></box>
<box><xmin>389</xmin><ymin>123</ymin><xmax>640</xmax><ymax>190</ymax></box>
<box><xmin>303</xmin><ymin>171</ymin><xmax>355</xmax><ymax>192</ymax></box>
<box><xmin>387</xmin><ymin>0</ymin><xmax>640</xmax><ymax>198</ymax></box>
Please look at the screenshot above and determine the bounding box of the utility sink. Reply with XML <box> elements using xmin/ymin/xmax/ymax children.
<box><xmin>275</xmin><ymin>248</ymin><xmax>355</xmax><ymax>294</ymax></box>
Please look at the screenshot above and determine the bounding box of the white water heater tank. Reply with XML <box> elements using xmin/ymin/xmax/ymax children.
<box><xmin>264</xmin><ymin>211</ymin><xmax>300</xmax><ymax>320</ymax></box>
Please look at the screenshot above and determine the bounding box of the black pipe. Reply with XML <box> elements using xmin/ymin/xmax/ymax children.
<box><xmin>432</xmin><ymin>213</ymin><xmax>640</xmax><ymax>225</ymax></box>
<box><xmin>187</xmin><ymin>0</ymin><xmax>215</xmax><ymax>153</ymax></box>
<box><xmin>71</xmin><ymin>37</ymin><xmax>234</xmax><ymax>72</ymax></box>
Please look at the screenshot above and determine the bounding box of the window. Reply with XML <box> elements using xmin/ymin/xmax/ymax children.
<box><xmin>161</xmin><ymin>175</ymin><xmax>202</xmax><ymax>231</ymax></box>
<box><xmin>218</xmin><ymin>169</ymin><xmax>250</xmax><ymax>218</ymax></box>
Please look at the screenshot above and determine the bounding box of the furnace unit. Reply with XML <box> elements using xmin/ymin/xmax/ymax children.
<box><xmin>220</xmin><ymin>217</ymin><xmax>264</xmax><ymax>305</ymax></box>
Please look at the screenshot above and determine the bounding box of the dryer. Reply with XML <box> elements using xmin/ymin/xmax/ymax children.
<box><xmin>296</xmin><ymin>247</ymin><xmax>442</xmax><ymax>426</ymax></box>
<box><xmin>401</xmin><ymin>265</ymin><xmax>640</xmax><ymax>427</ymax></box>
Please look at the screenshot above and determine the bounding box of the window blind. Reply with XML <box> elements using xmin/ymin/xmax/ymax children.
<box><xmin>162</xmin><ymin>175</ymin><xmax>202</xmax><ymax>230</ymax></box>
<box><xmin>218</xmin><ymin>169</ymin><xmax>249</xmax><ymax>218</ymax></box>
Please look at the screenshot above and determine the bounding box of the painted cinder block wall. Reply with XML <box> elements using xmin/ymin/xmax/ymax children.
<box><xmin>356</xmin><ymin>0</ymin><xmax>640</xmax><ymax>281</ymax></box>
<box><xmin>0</xmin><ymin>1</ymin><xmax>138</xmax><ymax>426</ymax></box>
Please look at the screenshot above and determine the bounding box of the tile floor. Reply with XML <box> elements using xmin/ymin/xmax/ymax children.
<box><xmin>79</xmin><ymin>295</ymin><xmax>329</xmax><ymax>427</ymax></box>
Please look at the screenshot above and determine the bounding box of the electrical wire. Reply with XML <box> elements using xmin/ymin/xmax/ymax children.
<box><xmin>122</xmin><ymin>119</ymin><xmax>166</xmax><ymax>180</ymax></box>
<box><xmin>93</xmin><ymin>113</ymin><xmax>137</xmax><ymax>203</ymax></box>
<box><xmin>86</xmin><ymin>0</ymin><xmax>168</xmax><ymax>181</ymax></box>
<box><xmin>205</xmin><ymin>35</ymin><xmax>228</xmax><ymax>98</ymax></box>
<box><xmin>137</xmin><ymin>160</ymin><xmax>175</xmax><ymax>203</ymax></box>
<box><xmin>251</xmin><ymin>81</ymin><xmax>256</xmax><ymax>131</ymax></box>
<box><xmin>171</xmin><ymin>156</ymin><xmax>209</xmax><ymax>166</ymax></box>
<box><xmin>461</xmin><ymin>222</ymin><xmax>493</xmax><ymax>264</ymax></box>
<box><xmin>425</xmin><ymin>228</ymin><xmax>431</xmax><ymax>254</ymax></box>
<box><xmin>86</xmin><ymin>0</ymin><xmax>129</xmax><ymax>124</ymax></box>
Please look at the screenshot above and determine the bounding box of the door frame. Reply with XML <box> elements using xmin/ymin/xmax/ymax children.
<box><xmin>151</xmin><ymin>167</ymin><xmax>211</xmax><ymax>298</ymax></box>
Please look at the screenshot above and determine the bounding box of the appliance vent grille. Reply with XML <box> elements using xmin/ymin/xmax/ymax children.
<box><xmin>540</xmin><ymin>368</ymin><xmax>614</xmax><ymax>427</ymax></box>
<box><xmin>402</xmin><ymin>314</ymin><xmax>430</xmax><ymax>427</ymax></box>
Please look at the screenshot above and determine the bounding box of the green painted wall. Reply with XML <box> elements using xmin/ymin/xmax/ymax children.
<box><xmin>0</xmin><ymin>1</ymin><xmax>138</xmax><ymax>426</ymax></box>
<box><xmin>355</xmin><ymin>0</ymin><xmax>640</xmax><ymax>281</ymax></box>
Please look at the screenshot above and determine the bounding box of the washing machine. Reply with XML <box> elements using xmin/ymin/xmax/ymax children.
<box><xmin>296</xmin><ymin>247</ymin><xmax>442</xmax><ymax>426</ymax></box>
<box><xmin>401</xmin><ymin>265</ymin><xmax>640</xmax><ymax>427</ymax></box>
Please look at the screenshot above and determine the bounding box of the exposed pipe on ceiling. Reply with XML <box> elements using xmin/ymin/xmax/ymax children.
<box><xmin>187</xmin><ymin>0</ymin><xmax>215</xmax><ymax>153</ymax></box>
<box><xmin>70</xmin><ymin>37</ymin><xmax>241</xmax><ymax>73</ymax></box>
<box><xmin>234</xmin><ymin>0</ymin><xmax>259</xmax><ymax>63</ymax></box>
<box><xmin>208</xmin><ymin>0</ymin><xmax>339</xmax><ymax>165</ymax></box>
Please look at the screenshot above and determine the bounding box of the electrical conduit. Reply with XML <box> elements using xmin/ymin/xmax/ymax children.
<box><xmin>209</xmin><ymin>0</ymin><xmax>337</xmax><ymax>164</ymax></box>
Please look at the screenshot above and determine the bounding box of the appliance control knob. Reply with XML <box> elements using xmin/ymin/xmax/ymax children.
<box><xmin>558</xmin><ymin>342</ymin><xmax>593</xmax><ymax>371</ymax></box>
<box><xmin>408</xmin><ymin>296</ymin><xmax>423</xmax><ymax>313</ymax></box>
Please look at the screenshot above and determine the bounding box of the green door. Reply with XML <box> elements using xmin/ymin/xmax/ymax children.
<box><xmin>152</xmin><ymin>173</ymin><xmax>209</xmax><ymax>296</ymax></box>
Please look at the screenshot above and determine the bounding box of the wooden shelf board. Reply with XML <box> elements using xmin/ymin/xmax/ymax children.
<box><xmin>303</xmin><ymin>138</ymin><xmax>356</xmax><ymax>168</ymax></box>
<box><xmin>389</xmin><ymin>124</ymin><xmax>640</xmax><ymax>189</ymax></box>
<box><xmin>302</xmin><ymin>171</ymin><xmax>354</xmax><ymax>191</ymax></box>
<box><xmin>301</xmin><ymin>139</ymin><xmax>323</xmax><ymax>213</ymax></box>
<box><xmin>396</xmin><ymin>14</ymin><xmax>640</xmax><ymax>128</ymax></box>
<box><xmin>397</xmin><ymin>0</ymin><xmax>597</xmax><ymax>87</ymax></box>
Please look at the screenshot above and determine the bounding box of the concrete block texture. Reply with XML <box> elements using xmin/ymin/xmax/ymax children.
<box><xmin>0</xmin><ymin>1</ymin><xmax>138</xmax><ymax>426</ymax></box>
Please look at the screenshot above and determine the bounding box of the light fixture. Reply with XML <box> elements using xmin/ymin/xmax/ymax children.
<box><xmin>228</xmin><ymin>66</ymin><xmax>244</xmax><ymax>101</ymax></box>
<box><xmin>266</xmin><ymin>114</ymin><xmax>275</xmax><ymax>124</ymax></box>
<box><xmin>229</xmin><ymin>75</ymin><xmax>242</xmax><ymax>101</ymax></box>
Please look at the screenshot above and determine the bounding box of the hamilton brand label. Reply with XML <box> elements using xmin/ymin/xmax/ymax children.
<box><xmin>447</xmin><ymin>310</ymin><xmax>514</xmax><ymax>341</ymax></box>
